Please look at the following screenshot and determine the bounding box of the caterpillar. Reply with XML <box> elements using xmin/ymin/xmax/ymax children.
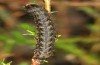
<box><xmin>25</xmin><ymin>4</ymin><xmax>56</xmax><ymax>60</ymax></box>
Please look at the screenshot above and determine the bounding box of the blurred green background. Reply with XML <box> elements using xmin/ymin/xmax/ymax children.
<box><xmin>0</xmin><ymin>0</ymin><xmax>100</xmax><ymax>65</ymax></box>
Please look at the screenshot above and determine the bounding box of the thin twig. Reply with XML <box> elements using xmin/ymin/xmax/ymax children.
<box><xmin>44</xmin><ymin>0</ymin><xmax>51</xmax><ymax>13</ymax></box>
<box><xmin>31</xmin><ymin>59</ymin><xmax>40</xmax><ymax>65</ymax></box>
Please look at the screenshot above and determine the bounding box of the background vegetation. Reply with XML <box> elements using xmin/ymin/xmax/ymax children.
<box><xmin>0</xmin><ymin>0</ymin><xmax>100</xmax><ymax>65</ymax></box>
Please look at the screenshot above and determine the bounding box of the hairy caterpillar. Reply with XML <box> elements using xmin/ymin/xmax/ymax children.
<box><xmin>25</xmin><ymin>4</ymin><xmax>56</xmax><ymax>60</ymax></box>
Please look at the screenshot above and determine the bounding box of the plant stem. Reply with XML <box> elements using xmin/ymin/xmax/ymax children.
<box><xmin>31</xmin><ymin>59</ymin><xmax>40</xmax><ymax>65</ymax></box>
<box><xmin>44</xmin><ymin>0</ymin><xmax>51</xmax><ymax>13</ymax></box>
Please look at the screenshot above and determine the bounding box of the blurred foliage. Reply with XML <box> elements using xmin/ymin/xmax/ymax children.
<box><xmin>0</xmin><ymin>0</ymin><xmax>100</xmax><ymax>65</ymax></box>
<box><xmin>0</xmin><ymin>23</ymin><xmax>37</xmax><ymax>53</ymax></box>
<box><xmin>0</xmin><ymin>60</ymin><xmax>11</xmax><ymax>65</ymax></box>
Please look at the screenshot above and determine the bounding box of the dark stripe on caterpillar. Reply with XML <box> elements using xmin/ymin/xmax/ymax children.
<box><xmin>25</xmin><ymin>4</ymin><xmax>56</xmax><ymax>60</ymax></box>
